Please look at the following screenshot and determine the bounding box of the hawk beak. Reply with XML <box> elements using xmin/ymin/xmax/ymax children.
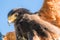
<box><xmin>8</xmin><ymin>19</ymin><xmax>12</xmax><ymax>26</ymax></box>
<box><xmin>8</xmin><ymin>19</ymin><xmax>13</xmax><ymax>25</ymax></box>
<box><xmin>8</xmin><ymin>17</ymin><xmax>14</xmax><ymax>24</ymax></box>
<box><xmin>8</xmin><ymin>19</ymin><xmax>12</xmax><ymax>24</ymax></box>
<box><xmin>8</xmin><ymin>15</ymin><xmax>17</xmax><ymax>26</ymax></box>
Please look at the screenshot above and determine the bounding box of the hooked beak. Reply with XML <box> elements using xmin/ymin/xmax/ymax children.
<box><xmin>8</xmin><ymin>18</ymin><xmax>14</xmax><ymax>26</ymax></box>
<box><xmin>8</xmin><ymin>14</ymin><xmax>17</xmax><ymax>26</ymax></box>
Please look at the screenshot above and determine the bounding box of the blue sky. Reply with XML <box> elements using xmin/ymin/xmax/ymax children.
<box><xmin>0</xmin><ymin>0</ymin><xmax>43</xmax><ymax>35</ymax></box>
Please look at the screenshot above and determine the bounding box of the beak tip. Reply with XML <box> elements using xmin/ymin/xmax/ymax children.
<box><xmin>8</xmin><ymin>20</ymin><xmax>11</xmax><ymax>26</ymax></box>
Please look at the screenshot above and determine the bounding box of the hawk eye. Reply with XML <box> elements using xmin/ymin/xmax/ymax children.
<box><xmin>15</xmin><ymin>14</ymin><xmax>18</xmax><ymax>17</ymax></box>
<box><xmin>14</xmin><ymin>13</ymin><xmax>18</xmax><ymax>17</ymax></box>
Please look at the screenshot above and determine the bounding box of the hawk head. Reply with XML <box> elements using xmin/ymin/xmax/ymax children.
<box><xmin>8</xmin><ymin>8</ymin><xmax>31</xmax><ymax>24</ymax></box>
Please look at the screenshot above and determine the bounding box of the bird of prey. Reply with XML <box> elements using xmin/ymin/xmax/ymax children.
<box><xmin>7</xmin><ymin>8</ymin><xmax>49</xmax><ymax>40</ymax></box>
<box><xmin>8</xmin><ymin>8</ymin><xmax>60</xmax><ymax>40</ymax></box>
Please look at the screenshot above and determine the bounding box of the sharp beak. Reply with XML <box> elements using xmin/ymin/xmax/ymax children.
<box><xmin>8</xmin><ymin>14</ymin><xmax>17</xmax><ymax>26</ymax></box>
<box><xmin>8</xmin><ymin>17</ymin><xmax>13</xmax><ymax>26</ymax></box>
<box><xmin>8</xmin><ymin>17</ymin><xmax>13</xmax><ymax>24</ymax></box>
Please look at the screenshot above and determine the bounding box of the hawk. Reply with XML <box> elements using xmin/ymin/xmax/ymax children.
<box><xmin>8</xmin><ymin>8</ymin><xmax>60</xmax><ymax>40</ymax></box>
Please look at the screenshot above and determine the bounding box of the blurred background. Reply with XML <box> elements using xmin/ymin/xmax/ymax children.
<box><xmin>0</xmin><ymin>0</ymin><xmax>44</xmax><ymax>39</ymax></box>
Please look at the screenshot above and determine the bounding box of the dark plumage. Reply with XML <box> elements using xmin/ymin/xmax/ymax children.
<box><xmin>8</xmin><ymin>8</ymin><xmax>48</xmax><ymax>40</ymax></box>
<box><xmin>8</xmin><ymin>8</ymin><xmax>31</xmax><ymax>17</ymax></box>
